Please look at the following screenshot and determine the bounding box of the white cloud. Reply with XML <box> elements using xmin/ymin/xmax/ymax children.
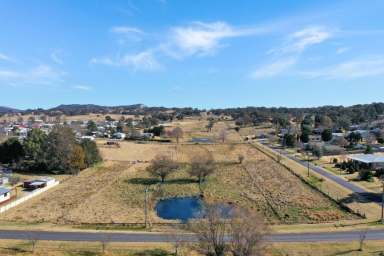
<box><xmin>73</xmin><ymin>85</ymin><xmax>92</xmax><ymax>91</ymax></box>
<box><xmin>271</xmin><ymin>26</ymin><xmax>332</xmax><ymax>55</ymax></box>
<box><xmin>0</xmin><ymin>53</ymin><xmax>15</xmax><ymax>62</ymax></box>
<box><xmin>0</xmin><ymin>65</ymin><xmax>65</xmax><ymax>86</ymax></box>
<box><xmin>111</xmin><ymin>26</ymin><xmax>143</xmax><ymax>35</ymax></box>
<box><xmin>50</xmin><ymin>49</ymin><xmax>64</xmax><ymax>64</ymax></box>
<box><xmin>162</xmin><ymin>21</ymin><xmax>262</xmax><ymax>58</ymax></box>
<box><xmin>121</xmin><ymin>51</ymin><xmax>161</xmax><ymax>70</ymax></box>
<box><xmin>90</xmin><ymin>50</ymin><xmax>162</xmax><ymax>71</ymax></box>
<box><xmin>250</xmin><ymin>58</ymin><xmax>297</xmax><ymax>79</ymax></box>
<box><xmin>111</xmin><ymin>26</ymin><xmax>144</xmax><ymax>44</ymax></box>
<box><xmin>302</xmin><ymin>57</ymin><xmax>384</xmax><ymax>79</ymax></box>
<box><xmin>336</xmin><ymin>47</ymin><xmax>349</xmax><ymax>54</ymax></box>
<box><xmin>251</xmin><ymin>26</ymin><xmax>332</xmax><ymax>79</ymax></box>
<box><xmin>90</xmin><ymin>57</ymin><xmax>115</xmax><ymax>66</ymax></box>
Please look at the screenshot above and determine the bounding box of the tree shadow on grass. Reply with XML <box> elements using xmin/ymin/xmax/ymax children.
<box><xmin>339</xmin><ymin>192</ymin><xmax>382</xmax><ymax>204</ymax></box>
<box><xmin>128</xmin><ymin>178</ymin><xmax>159</xmax><ymax>185</ymax></box>
<box><xmin>133</xmin><ymin>249</ymin><xmax>171</xmax><ymax>256</ymax></box>
<box><xmin>328</xmin><ymin>249</ymin><xmax>360</xmax><ymax>256</ymax></box>
<box><xmin>65</xmin><ymin>251</ymin><xmax>99</xmax><ymax>256</ymax></box>
<box><xmin>128</xmin><ymin>177</ymin><xmax>196</xmax><ymax>186</ymax></box>
<box><xmin>1</xmin><ymin>246</ymin><xmax>29</xmax><ymax>253</ymax></box>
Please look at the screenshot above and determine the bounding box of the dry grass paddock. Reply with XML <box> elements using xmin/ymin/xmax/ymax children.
<box><xmin>99</xmin><ymin>139</ymin><xmax>253</xmax><ymax>163</ymax></box>
<box><xmin>0</xmin><ymin>239</ymin><xmax>180</xmax><ymax>256</ymax></box>
<box><xmin>161</xmin><ymin>119</ymin><xmax>241</xmax><ymax>143</ymax></box>
<box><xmin>1</xmin><ymin>239</ymin><xmax>383</xmax><ymax>256</ymax></box>
<box><xmin>0</xmin><ymin>141</ymin><xmax>357</xmax><ymax>225</ymax></box>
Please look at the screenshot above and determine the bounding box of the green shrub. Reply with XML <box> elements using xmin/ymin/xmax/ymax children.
<box><xmin>359</xmin><ymin>169</ymin><xmax>373</xmax><ymax>181</ymax></box>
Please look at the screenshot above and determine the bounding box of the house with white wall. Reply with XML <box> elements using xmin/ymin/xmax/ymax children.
<box><xmin>0</xmin><ymin>187</ymin><xmax>11</xmax><ymax>204</ymax></box>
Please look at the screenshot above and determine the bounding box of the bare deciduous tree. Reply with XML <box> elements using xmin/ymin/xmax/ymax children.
<box><xmin>238</xmin><ymin>154</ymin><xmax>245</xmax><ymax>164</ymax></box>
<box><xmin>146</xmin><ymin>155</ymin><xmax>179</xmax><ymax>183</ymax></box>
<box><xmin>168</xmin><ymin>228</ymin><xmax>188</xmax><ymax>256</ymax></box>
<box><xmin>191</xmin><ymin>205</ymin><xmax>267</xmax><ymax>256</ymax></box>
<box><xmin>190</xmin><ymin>204</ymin><xmax>228</xmax><ymax>256</ymax></box>
<box><xmin>172</xmin><ymin>127</ymin><xmax>184</xmax><ymax>144</ymax></box>
<box><xmin>188</xmin><ymin>153</ymin><xmax>215</xmax><ymax>188</ymax></box>
<box><xmin>206</xmin><ymin>120</ymin><xmax>215</xmax><ymax>132</ymax></box>
<box><xmin>276</xmin><ymin>153</ymin><xmax>282</xmax><ymax>164</ymax></box>
<box><xmin>100</xmin><ymin>233</ymin><xmax>111</xmax><ymax>254</ymax></box>
<box><xmin>27</xmin><ymin>233</ymin><xmax>38</xmax><ymax>253</ymax></box>
<box><xmin>229</xmin><ymin>208</ymin><xmax>267</xmax><ymax>256</ymax></box>
<box><xmin>358</xmin><ymin>230</ymin><xmax>367</xmax><ymax>251</ymax></box>
<box><xmin>218</xmin><ymin>129</ymin><xmax>228</xmax><ymax>143</ymax></box>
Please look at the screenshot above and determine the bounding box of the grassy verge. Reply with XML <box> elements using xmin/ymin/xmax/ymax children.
<box><xmin>271</xmin><ymin>241</ymin><xmax>384</xmax><ymax>256</ymax></box>
<box><xmin>252</xmin><ymin>142</ymin><xmax>381</xmax><ymax>220</ymax></box>
<box><xmin>0</xmin><ymin>239</ymin><xmax>179</xmax><ymax>256</ymax></box>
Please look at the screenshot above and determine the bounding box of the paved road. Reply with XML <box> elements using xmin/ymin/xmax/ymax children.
<box><xmin>0</xmin><ymin>229</ymin><xmax>384</xmax><ymax>243</ymax></box>
<box><xmin>266</xmin><ymin>145</ymin><xmax>382</xmax><ymax>205</ymax></box>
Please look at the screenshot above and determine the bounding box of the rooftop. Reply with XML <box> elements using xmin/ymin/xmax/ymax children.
<box><xmin>348</xmin><ymin>154</ymin><xmax>384</xmax><ymax>164</ymax></box>
<box><xmin>0</xmin><ymin>187</ymin><xmax>10</xmax><ymax>195</ymax></box>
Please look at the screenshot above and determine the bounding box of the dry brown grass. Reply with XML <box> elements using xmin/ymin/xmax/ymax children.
<box><xmin>0</xmin><ymin>239</ymin><xmax>179</xmax><ymax>256</ymax></box>
<box><xmin>162</xmin><ymin>119</ymin><xmax>241</xmax><ymax>143</ymax></box>
<box><xmin>99</xmin><ymin>140</ymin><xmax>252</xmax><ymax>163</ymax></box>
<box><xmin>0</xmin><ymin>162</ymin><xmax>138</xmax><ymax>224</ymax></box>
<box><xmin>1</xmin><ymin>141</ymin><xmax>356</xmax><ymax>226</ymax></box>
<box><xmin>253</xmin><ymin>142</ymin><xmax>382</xmax><ymax>220</ymax></box>
<box><xmin>270</xmin><ymin>241</ymin><xmax>384</xmax><ymax>256</ymax></box>
<box><xmin>0</xmin><ymin>238</ymin><xmax>383</xmax><ymax>256</ymax></box>
<box><xmin>0</xmin><ymin>120</ymin><xmax>358</xmax><ymax>226</ymax></box>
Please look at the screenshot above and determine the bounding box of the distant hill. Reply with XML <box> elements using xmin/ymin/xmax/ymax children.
<box><xmin>2</xmin><ymin>102</ymin><xmax>384</xmax><ymax>128</ymax></box>
<box><xmin>46</xmin><ymin>104</ymin><xmax>147</xmax><ymax>115</ymax></box>
<box><xmin>0</xmin><ymin>106</ymin><xmax>20</xmax><ymax>114</ymax></box>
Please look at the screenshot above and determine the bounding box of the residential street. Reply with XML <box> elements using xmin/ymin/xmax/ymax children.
<box><xmin>267</xmin><ymin>145</ymin><xmax>382</xmax><ymax>205</ymax></box>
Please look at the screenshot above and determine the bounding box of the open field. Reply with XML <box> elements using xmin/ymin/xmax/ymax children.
<box><xmin>161</xmin><ymin>119</ymin><xmax>241</xmax><ymax>143</ymax></box>
<box><xmin>0</xmin><ymin>239</ymin><xmax>179</xmax><ymax>256</ymax></box>
<box><xmin>0</xmin><ymin>239</ymin><xmax>384</xmax><ymax>256</ymax></box>
<box><xmin>0</xmin><ymin>138</ymin><xmax>357</xmax><ymax>226</ymax></box>
<box><xmin>253</xmin><ymin>142</ymin><xmax>382</xmax><ymax>220</ymax></box>
<box><xmin>270</xmin><ymin>241</ymin><xmax>384</xmax><ymax>256</ymax></box>
<box><xmin>99</xmin><ymin>140</ymin><xmax>252</xmax><ymax>163</ymax></box>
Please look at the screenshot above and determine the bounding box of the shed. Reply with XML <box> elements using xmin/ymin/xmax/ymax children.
<box><xmin>347</xmin><ymin>154</ymin><xmax>384</xmax><ymax>170</ymax></box>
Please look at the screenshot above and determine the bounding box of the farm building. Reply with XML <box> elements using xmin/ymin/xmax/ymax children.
<box><xmin>0</xmin><ymin>187</ymin><xmax>11</xmax><ymax>204</ymax></box>
<box><xmin>347</xmin><ymin>154</ymin><xmax>384</xmax><ymax>170</ymax></box>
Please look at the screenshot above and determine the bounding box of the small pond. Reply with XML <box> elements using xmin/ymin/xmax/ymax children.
<box><xmin>191</xmin><ymin>137</ymin><xmax>213</xmax><ymax>143</ymax></box>
<box><xmin>155</xmin><ymin>196</ymin><xmax>233</xmax><ymax>222</ymax></box>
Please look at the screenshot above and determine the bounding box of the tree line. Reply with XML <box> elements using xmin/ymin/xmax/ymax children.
<box><xmin>0</xmin><ymin>126</ymin><xmax>102</xmax><ymax>174</ymax></box>
<box><xmin>211</xmin><ymin>102</ymin><xmax>384</xmax><ymax>128</ymax></box>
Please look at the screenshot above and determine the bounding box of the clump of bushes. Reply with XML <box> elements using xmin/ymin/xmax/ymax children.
<box><xmin>335</xmin><ymin>160</ymin><xmax>359</xmax><ymax>174</ymax></box>
<box><xmin>359</xmin><ymin>169</ymin><xmax>374</xmax><ymax>182</ymax></box>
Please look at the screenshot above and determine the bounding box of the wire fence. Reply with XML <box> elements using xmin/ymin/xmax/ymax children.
<box><xmin>251</xmin><ymin>143</ymin><xmax>367</xmax><ymax>219</ymax></box>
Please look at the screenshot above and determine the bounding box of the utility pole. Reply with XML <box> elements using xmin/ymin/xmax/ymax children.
<box><xmin>144</xmin><ymin>186</ymin><xmax>148</xmax><ymax>228</ymax></box>
<box><xmin>307</xmin><ymin>153</ymin><xmax>310</xmax><ymax>177</ymax></box>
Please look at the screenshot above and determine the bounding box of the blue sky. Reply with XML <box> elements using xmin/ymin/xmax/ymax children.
<box><xmin>0</xmin><ymin>0</ymin><xmax>384</xmax><ymax>109</ymax></box>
